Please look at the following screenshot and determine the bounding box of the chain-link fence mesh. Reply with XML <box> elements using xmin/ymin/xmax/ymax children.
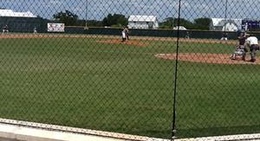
<box><xmin>1</xmin><ymin>0</ymin><xmax>260</xmax><ymax>140</ymax></box>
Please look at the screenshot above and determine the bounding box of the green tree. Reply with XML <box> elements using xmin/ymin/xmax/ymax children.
<box><xmin>102</xmin><ymin>14</ymin><xmax>128</xmax><ymax>27</ymax></box>
<box><xmin>176</xmin><ymin>18</ymin><xmax>194</xmax><ymax>29</ymax></box>
<box><xmin>193</xmin><ymin>17</ymin><xmax>211</xmax><ymax>30</ymax></box>
<box><xmin>160</xmin><ymin>17</ymin><xmax>212</xmax><ymax>30</ymax></box>
<box><xmin>160</xmin><ymin>17</ymin><xmax>175</xmax><ymax>29</ymax></box>
<box><xmin>53</xmin><ymin>10</ymin><xmax>79</xmax><ymax>26</ymax></box>
<box><xmin>87</xmin><ymin>20</ymin><xmax>103</xmax><ymax>27</ymax></box>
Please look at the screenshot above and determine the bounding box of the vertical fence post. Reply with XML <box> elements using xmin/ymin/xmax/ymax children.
<box><xmin>172</xmin><ymin>0</ymin><xmax>182</xmax><ymax>140</ymax></box>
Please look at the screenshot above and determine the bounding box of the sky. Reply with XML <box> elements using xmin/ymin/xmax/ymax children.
<box><xmin>0</xmin><ymin>0</ymin><xmax>260</xmax><ymax>22</ymax></box>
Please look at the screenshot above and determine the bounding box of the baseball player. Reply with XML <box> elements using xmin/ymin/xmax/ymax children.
<box><xmin>2</xmin><ymin>25</ymin><xmax>9</xmax><ymax>33</ymax></box>
<box><xmin>231</xmin><ymin>31</ymin><xmax>248</xmax><ymax>60</ymax></box>
<box><xmin>245</xmin><ymin>34</ymin><xmax>260</xmax><ymax>62</ymax></box>
<box><xmin>124</xmin><ymin>26</ymin><xmax>130</xmax><ymax>40</ymax></box>
<box><xmin>220</xmin><ymin>32</ymin><xmax>228</xmax><ymax>40</ymax></box>
<box><xmin>121</xmin><ymin>28</ymin><xmax>126</xmax><ymax>42</ymax></box>
<box><xmin>33</xmin><ymin>27</ymin><xmax>37</xmax><ymax>34</ymax></box>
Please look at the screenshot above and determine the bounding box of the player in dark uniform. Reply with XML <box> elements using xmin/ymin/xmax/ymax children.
<box><xmin>237</xmin><ymin>32</ymin><xmax>248</xmax><ymax>60</ymax></box>
<box><xmin>231</xmin><ymin>31</ymin><xmax>249</xmax><ymax>60</ymax></box>
<box><xmin>2</xmin><ymin>25</ymin><xmax>9</xmax><ymax>33</ymax></box>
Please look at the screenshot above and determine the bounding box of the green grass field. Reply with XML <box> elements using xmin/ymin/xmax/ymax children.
<box><xmin>0</xmin><ymin>35</ymin><xmax>260</xmax><ymax>139</ymax></box>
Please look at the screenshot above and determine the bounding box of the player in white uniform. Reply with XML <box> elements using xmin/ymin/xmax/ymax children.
<box><xmin>121</xmin><ymin>28</ymin><xmax>126</xmax><ymax>42</ymax></box>
<box><xmin>245</xmin><ymin>35</ymin><xmax>260</xmax><ymax>62</ymax></box>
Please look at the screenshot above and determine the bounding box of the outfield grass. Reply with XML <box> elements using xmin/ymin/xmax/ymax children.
<box><xmin>176</xmin><ymin>62</ymin><xmax>260</xmax><ymax>137</ymax></box>
<box><xmin>0</xmin><ymin>35</ymin><xmax>260</xmax><ymax>138</ymax></box>
<box><xmin>0</xmin><ymin>36</ymin><xmax>175</xmax><ymax>138</ymax></box>
<box><xmin>176</xmin><ymin>40</ymin><xmax>260</xmax><ymax>137</ymax></box>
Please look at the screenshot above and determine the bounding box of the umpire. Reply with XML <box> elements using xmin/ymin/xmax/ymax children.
<box><xmin>245</xmin><ymin>34</ymin><xmax>260</xmax><ymax>62</ymax></box>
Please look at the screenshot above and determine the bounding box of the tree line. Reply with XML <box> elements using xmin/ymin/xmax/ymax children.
<box><xmin>53</xmin><ymin>10</ymin><xmax>211</xmax><ymax>30</ymax></box>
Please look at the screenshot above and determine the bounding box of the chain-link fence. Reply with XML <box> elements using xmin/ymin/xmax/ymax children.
<box><xmin>1</xmin><ymin>0</ymin><xmax>260</xmax><ymax>140</ymax></box>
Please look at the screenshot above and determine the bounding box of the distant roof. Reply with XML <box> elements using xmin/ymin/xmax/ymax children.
<box><xmin>128</xmin><ymin>15</ymin><xmax>157</xmax><ymax>22</ymax></box>
<box><xmin>0</xmin><ymin>9</ymin><xmax>37</xmax><ymax>18</ymax></box>
<box><xmin>211</xmin><ymin>18</ymin><xmax>242</xmax><ymax>26</ymax></box>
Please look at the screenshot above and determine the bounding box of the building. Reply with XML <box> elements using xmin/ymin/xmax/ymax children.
<box><xmin>128</xmin><ymin>15</ymin><xmax>159</xmax><ymax>29</ymax></box>
<box><xmin>242</xmin><ymin>19</ymin><xmax>260</xmax><ymax>31</ymax></box>
<box><xmin>0</xmin><ymin>9</ymin><xmax>46</xmax><ymax>33</ymax></box>
<box><xmin>210</xmin><ymin>18</ymin><xmax>242</xmax><ymax>31</ymax></box>
<box><xmin>0</xmin><ymin>9</ymin><xmax>37</xmax><ymax>18</ymax></box>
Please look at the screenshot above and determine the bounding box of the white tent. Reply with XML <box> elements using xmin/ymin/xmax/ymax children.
<box><xmin>210</xmin><ymin>18</ymin><xmax>242</xmax><ymax>31</ymax></box>
<box><xmin>128</xmin><ymin>15</ymin><xmax>159</xmax><ymax>29</ymax></box>
<box><xmin>173</xmin><ymin>26</ymin><xmax>187</xmax><ymax>30</ymax></box>
<box><xmin>0</xmin><ymin>9</ymin><xmax>37</xmax><ymax>18</ymax></box>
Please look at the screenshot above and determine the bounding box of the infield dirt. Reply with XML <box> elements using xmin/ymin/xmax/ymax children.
<box><xmin>155</xmin><ymin>53</ymin><xmax>260</xmax><ymax>65</ymax></box>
